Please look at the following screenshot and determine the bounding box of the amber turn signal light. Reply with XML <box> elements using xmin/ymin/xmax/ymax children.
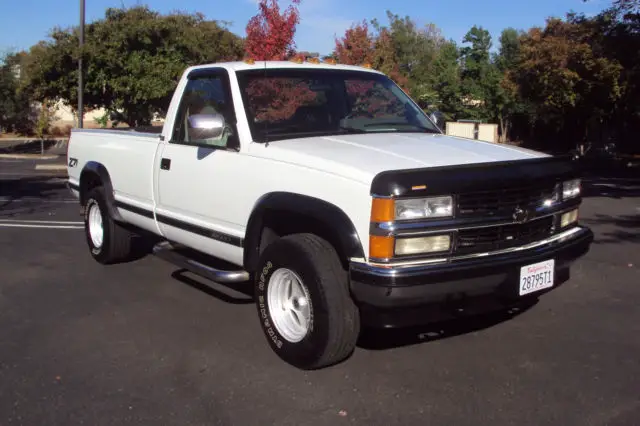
<box><xmin>370</xmin><ymin>198</ymin><xmax>395</xmax><ymax>222</ymax></box>
<box><xmin>369</xmin><ymin>235</ymin><xmax>395</xmax><ymax>259</ymax></box>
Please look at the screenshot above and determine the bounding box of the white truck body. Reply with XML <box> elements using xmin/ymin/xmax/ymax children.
<box><xmin>67</xmin><ymin>129</ymin><xmax>546</xmax><ymax>267</ymax></box>
<box><xmin>66</xmin><ymin>61</ymin><xmax>592</xmax><ymax>370</ymax></box>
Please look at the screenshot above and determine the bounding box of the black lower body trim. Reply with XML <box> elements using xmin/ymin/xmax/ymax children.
<box><xmin>350</xmin><ymin>226</ymin><xmax>593</xmax><ymax>328</ymax></box>
<box><xmin>114</xmin><ymin>200</ymin><xmax>154</xmax><ymax>219</ymax></box>
<box><xmin>114</xmin><ymin>199</ymin><xmax>244</xmax><ymax>248</ymax></box>
<box><xmin>68</xmin><ymin>182</ymin><xmax>80</xmax><ymax>191</ymax></box>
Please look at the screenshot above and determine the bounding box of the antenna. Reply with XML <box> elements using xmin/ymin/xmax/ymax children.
<box><xmin>263</xmin><ymin>58</ymin><xmax>269</xmax><ymax>147</ymax></box>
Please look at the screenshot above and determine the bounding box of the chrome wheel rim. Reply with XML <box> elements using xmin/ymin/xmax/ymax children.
<box><xmin>88</xmin><ymin>202</ymin><xmax>104</xmax><ymax>248</ymax></box>
<box><xmin>267</xmin><ymin>268</ymin><xmax>312</xmax><ymax>343</ymax></box>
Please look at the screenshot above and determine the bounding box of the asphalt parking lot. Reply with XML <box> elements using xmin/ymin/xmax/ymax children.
<box><xmin>1</xmin><ymin>158</ymin><xmax>639</xmax><ymax>426</ymax></box>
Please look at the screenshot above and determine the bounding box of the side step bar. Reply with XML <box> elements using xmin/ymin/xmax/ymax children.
<box><xmin>152</xmin><ymin>241</ymin><xmax>250</xmax><ymax>283</ymax></box>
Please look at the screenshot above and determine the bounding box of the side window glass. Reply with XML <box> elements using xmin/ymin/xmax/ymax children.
<box><xmin>173</xmin><ymin>75</ymin><xmax>236</xmax><ymax>148</ymax></box>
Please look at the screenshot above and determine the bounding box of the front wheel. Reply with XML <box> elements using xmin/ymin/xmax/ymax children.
<box><xmin>254</xmin><ymin>233</ymin><xmax>360</xmax><ymax>370</ymax></box>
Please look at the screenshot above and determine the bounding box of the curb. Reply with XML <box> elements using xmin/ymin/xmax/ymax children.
<box><xmin>35</xmin><ymin>164</ymin><xmax>67</xmax><ymax>171</ymax></box>
<box><xmin>0</xmin><ymin>153</ymin><xmax>60</xmax><ymax>160</ymax></box>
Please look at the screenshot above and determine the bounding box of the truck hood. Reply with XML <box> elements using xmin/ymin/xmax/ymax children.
<box><xmin>248</xmin><ymin>132</ymin><xmax>548</xmax><ymax>185</ymax></box>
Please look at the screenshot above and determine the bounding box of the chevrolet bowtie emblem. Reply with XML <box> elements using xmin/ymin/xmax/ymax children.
<box><xmin>512</xmin><ymin>207</ymin><xmax>529</xmax><ymax>224</ymax></box>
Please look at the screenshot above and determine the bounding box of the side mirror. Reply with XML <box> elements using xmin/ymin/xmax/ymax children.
<box><xmin>428</xmin><ymin>110</ymin><xmax>445</xmax><ymax>130</ymax></box>
<box><xmin>187</xmin><ymin>113</ymin><xmax>226</xmax><ymax>140</ymax></box>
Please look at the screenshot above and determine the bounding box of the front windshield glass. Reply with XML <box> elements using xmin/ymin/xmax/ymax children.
<box><xmin>235</xmin><ymin>68</ymin><xmax>441</xmax><ymax>142</ymax></box>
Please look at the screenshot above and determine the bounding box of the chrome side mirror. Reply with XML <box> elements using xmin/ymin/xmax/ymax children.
<box><xmin>187</xmin><ymin>113</ymin><xmax>226</xmax><ymax>140</ymax></box>
<box><xmin>428</xmin><ymin>110</ymin><xmax>445</xmax><ymax>130</ymax></box>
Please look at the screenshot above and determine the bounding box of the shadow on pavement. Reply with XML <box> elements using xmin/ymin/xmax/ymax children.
<box><xmin>582</xmin><ymin>177</ymin><xmax>640</xmax><ymax>199</ymax></box>
<box><xmin>0</xmin><ymin>139</ymin><xmax>65</xmax><ymax>154</ymax></box>
<box><xmin>580</xmin><ymin>176</ymin><xmax>640</xmax><ymax>245</ymax></box>
<box><xmin>171</xmin><ymin>269</ymin><xmax>254</xmax><ymax>304</ymax></box>
<box><xmin>0</xmin><ymin>176</ymin><xmax>70</xmax><ymax>217</ymax></box>
<box><xmin>357</xmin><ymin>299</ymin><xmax>538</xmax><ymax>350</ymax></box>
<box><xmin>581</xmin><ymin>213</ymin><xmax>640</xmax><ymax>245</ymax></box>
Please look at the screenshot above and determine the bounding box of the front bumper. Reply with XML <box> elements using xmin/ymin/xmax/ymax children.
<box><xmin>349</xmin><ymin>225</ymin><xmax>594</xmax><ymax>327</ymax></box>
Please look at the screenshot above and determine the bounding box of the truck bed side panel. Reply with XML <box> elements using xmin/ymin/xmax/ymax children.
<box><xmin>67</xmin><ymin>129</ymin><xmax>161</xmax><ymax>234</ymax></box>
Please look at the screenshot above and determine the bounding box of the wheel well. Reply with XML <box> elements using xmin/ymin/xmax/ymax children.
<box><xmin>257</xmin><ymin>209</ymin><xmax>352</xmax><ymax>270</ymax></box>
<box><xmin>79</xmin><ymin>171</ymin><xmax>103</xmax><ymax>206</ymax></box>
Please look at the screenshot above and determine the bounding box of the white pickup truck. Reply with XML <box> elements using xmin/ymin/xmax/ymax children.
<box><xmin>67</xmin><ymin>60</ymin><xmax>593</xmax><ymax>370</ymax></box>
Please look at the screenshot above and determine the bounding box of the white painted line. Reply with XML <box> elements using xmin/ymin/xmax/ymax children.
<box><xmin>0</xmin><ymin>197</ymin><xmax>77</xmax><ymax>203</ymax></box>
<box><xmin>0</xmin><ymin>219</ymin><xmax>83</xmax><ymax>225</ymax></box>
<box><xmin>0</xmin><ymin>154</ymin><xmax>58</xmax><ymax>160</ymax></box>
<box><xmin>35</xmin><ymin>164</ymin><xmax>67</xmax><ymax>171</ymax></box>
<box><xmin>0</xmin><ymin>172</ymin><xmax>68</xmax><ymax>177</ymax></box>
<box><xmin>0</xmin><ymin>223</ymin><xmax>83</xmax><ymax>229</ymax></box>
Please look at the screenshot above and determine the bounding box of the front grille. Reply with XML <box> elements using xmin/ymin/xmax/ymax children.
<box><xmin>457</xmin><ymin>184</ymin><xmax>557</xmax><ymax>217</ymax></box>
<box><xmin>455</xmin><ymin>216</ymin><xmax>554</xmax><ymax>255</ymax></box>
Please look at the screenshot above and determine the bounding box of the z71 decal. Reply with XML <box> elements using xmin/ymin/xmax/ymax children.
<box><xmin>68</xmin><ymin>157</ymin><xmax>78</xmax><ymax>167</ymax></box>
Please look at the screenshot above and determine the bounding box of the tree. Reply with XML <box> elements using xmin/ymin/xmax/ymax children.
<box><xmin>21</xmin><ymin>6</ymin><xmax>244</xmax><ymax>127</ymax></box>
<box><xmin>20</xmin><ymin>29</ymin><xmax>84</xmax><ymax>125</ymax></box>
<box><xmin>370</xmin><ymin>12</ymin><xmax>446</xmax><ymax>104</ymax></box>
<box><xmin>490</xmin><ymin>28</ymin><xmax>528</xmax><ymax>142</ymax></box>
<box><xmin>496</xmin><ymin>28</ymin><xmax>521</xmax><ymax>72</ymax></box>
<box><xmin>0</xmin><ymin>53</ymin><xmax>34</xmax><ymax>134</ymax></box>
<box><xmin>334</xmin><ymin>20</ymin><xmax>375</xmax><ymax>65</ymax></box>
<box><xmin>245</xmin><ymin>0</ymin><xmax>302</xmax><ymax>60</ymax></box>
<box><xmin>458</xmin><ymin>26</ymin><xmax>495</xmax><ymax>120</ymax></box>
<box><xmin>515</xmin><ymin>17</ymin><xmax>623</xmax><ymax>151</ymax></box>
<box><xmin>584</xmin><ymin>0</ymin><xmax>640</xmax><ymax>12</ymax></box>
<box><xmin>426</xmin><ymin>41</ymin><xmax>463</xmax><ymax>121</ymax></box>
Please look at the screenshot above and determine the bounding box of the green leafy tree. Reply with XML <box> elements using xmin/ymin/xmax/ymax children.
<box><xmin>0</xmin><ymin>53</ymin><xmax>34</xmax><ymax>134</ymax></box>
<box><xmin>371</xmin><ymin>12</ymin><xmax>446</xmax><ymax>105</ymax></box>
<box><xmin>21</xmin><ymin>6</ymin><xmax>244</xmax><ymax>127</ymax></box>
<box><xmin>459</xmin><ymin>26</ymin><xmax>495</xmax><ymax>120</ymax></box>
<box><xmin>515</xmin><ymin>16</ymin><xmax>623</xmax><ymax>151</ymax></box>
<box><xmin>424</xmin><ymin>41</ymin><xmax>463</xmax><ymax>121</ymax></box>
<box><xmin>490</xmin><ymin>28</ymin><xmax>528</xmax><ymax>142</ymax></box>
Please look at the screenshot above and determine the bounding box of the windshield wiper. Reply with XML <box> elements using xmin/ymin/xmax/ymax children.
<box><xmin>338</xmin><ymin>126</ymin><xmax>368</xmax><ymax>134</ymax></box>
<box><xmin>363</xmin><ymin>122</ymin><xmax>439</xmax><ymax>133</ymax></box>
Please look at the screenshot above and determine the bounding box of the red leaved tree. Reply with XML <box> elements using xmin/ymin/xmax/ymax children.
<box><xmin>334</xmin><ymin>21</ymin><xmax>375</xmax><ymax>65</ymax></box>
<box><xmin>335</xmin><ymin>22</ymin><xmax>407</xmax><ymax>119</ymax></box>
<box><xmin>245</xmin><ymin>0</ymin><xmax>302</xmax><ymax>60</ymax></box>
<box><xmin>245</xmin><ymin>78</ymin><xmax>317</xmax><ymax>122</ymax></box>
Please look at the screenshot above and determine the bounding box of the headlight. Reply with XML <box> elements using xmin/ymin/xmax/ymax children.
<box><xmin>562</xmin><ymin>179</ymin><xmax>581</xmax><ymax>199</ymax></box>
<box><xmin>395</xmin><ymin>234</ymin><xmax>451</xmax><ymax>255</ymax></box>
<box><xmin>394</xmin><ymin>196</ymin><xmax>453</xmax><ymax>220</ymax></box>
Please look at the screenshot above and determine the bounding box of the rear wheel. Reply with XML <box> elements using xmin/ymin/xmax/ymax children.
<box><xmin>254</xmin><ymin>233</ymin><xmax>360</xmax><ymax>370</ymax></box>
<box><xmin>83</xmin><ymin>186</ymin><xmax>139</xmax><ymax>264</ymax></box>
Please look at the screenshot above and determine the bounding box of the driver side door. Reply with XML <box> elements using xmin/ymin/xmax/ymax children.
<box><xmin>154</xmin><ymin>68</ymin><xmax>245</xmax><ymax>266</ymax></box>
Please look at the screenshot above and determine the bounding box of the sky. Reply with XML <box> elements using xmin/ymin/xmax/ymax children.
<box><xmin>0</xmin><ymin>0</ymin><xmax>612</xmax><ymax>57</ymax></box>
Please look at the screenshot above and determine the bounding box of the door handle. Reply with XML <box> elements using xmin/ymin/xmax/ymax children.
<box><xmin>160</xmin><ymin>158</ymin><xmax>171</xmax><ymax>170</ymax></box>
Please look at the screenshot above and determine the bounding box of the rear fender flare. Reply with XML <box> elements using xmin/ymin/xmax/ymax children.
<box><xmin>79</xmin><ymin>161</ymin><xmax>123</xmax><ymax>221</ymax></box>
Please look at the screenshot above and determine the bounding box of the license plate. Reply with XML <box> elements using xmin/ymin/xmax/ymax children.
<box><xmin>519</xmin><ymin>259</ymin><xmax>555</xmax><ymax>296</ymax></box>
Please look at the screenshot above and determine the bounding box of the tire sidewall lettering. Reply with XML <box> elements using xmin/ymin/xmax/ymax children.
<box><xmin>256</xmin><ymin>261</ymin><xmax>284</xmax><ymax>350</ymax></box>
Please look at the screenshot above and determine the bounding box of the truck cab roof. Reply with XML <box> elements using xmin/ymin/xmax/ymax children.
<box><xmin>184</xmin><ymin>60</ymin><xmax>385</xmax><ymax>75</ymax></box>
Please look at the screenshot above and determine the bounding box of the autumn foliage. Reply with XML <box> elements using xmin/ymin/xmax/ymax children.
<box><xmin>334</xmin><ymin>21</ymin><xmax>375</xmax><ymax>66</ymax></box>
<box><xmin>245</xmin><ymin>0</ymin><xmax>302</xmax><ymax>60</ymax></box>
<box><xmin>244</xmin><ymin>78</ymin><xmax>317</xmax><ymax>122</ymax></box>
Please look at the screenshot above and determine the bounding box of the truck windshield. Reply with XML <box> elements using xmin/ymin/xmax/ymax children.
<box><xmin>235</xmin><ymin>68</ymin><xmax>441</xmax><ymax>142</ymax></box>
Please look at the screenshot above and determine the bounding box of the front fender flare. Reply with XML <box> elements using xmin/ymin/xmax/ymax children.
<box><xmin>243</xmin><ymin>192</ymin><xmax>365</xmax><ymax>272</ymax></box>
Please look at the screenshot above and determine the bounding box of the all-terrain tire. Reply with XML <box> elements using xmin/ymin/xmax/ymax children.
<box><xmin>254</xmin><ymin>233</ymin><xmax>360</xmax><ymax>370</ymax></box>
<box><xmin>83</xmin><ymin>186</ymin><xmax>139</xmax><ymax>265</ymax></box>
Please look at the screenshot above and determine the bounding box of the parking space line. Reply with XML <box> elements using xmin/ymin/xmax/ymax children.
<box><xmin>0</xmin><ymin>197</ymin><xmax>77</xmax><ymax>203</ymax></box>
<box><xmin>0</xmin><ymin>223</ymin><xmax>84</xmax><ymax>229</ymax></box>
<box><xmin>0</xmin><ymin>219</ymin><xmax>83</xmax><ymax>225</ymax></box>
